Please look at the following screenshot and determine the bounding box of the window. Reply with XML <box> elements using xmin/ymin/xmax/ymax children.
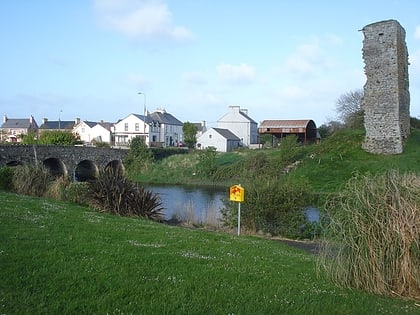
<box><xmin>209</xmin><ymin>134</ymin><xmax>212</xmax><ymax>139</ymax></box>
<box><xmin>135</xmin><ymin>123</ymin><xmax>139</xmax><ymax>131</ymax></box>
<box><xmin>124</xmin><ymin>123</ymin><xmax>128</xmax><ymax>131</ymax></box>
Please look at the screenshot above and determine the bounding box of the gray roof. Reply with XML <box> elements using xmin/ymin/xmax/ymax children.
<box><xmin>39</xmin><ymin>120</ymin><xmax>75</xmax><ymax>130</ymax></box>
<box><xmin>149</xmin><ymin>111</ymin><xmax>183</xmax><ymax>126</ymax></box>
<box><xmin>1</xmin><ymin>118</ymin><xmax>38</xmax><ymax>129</ymax></box>
<box><xmin>212</xmin><ymin>128</ymin><xmax>241</xmax><ymax>140</ymax></box>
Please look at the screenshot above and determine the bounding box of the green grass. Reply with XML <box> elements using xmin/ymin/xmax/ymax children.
<box><xmin>131</xmin><ymin>128</ymin><xmax>420</xmax><ymax>196</ymax></box>
<box><xmin>1</xmin><ymin>191</ymin><xmax>418</xmax><ymax>314</ymax></box>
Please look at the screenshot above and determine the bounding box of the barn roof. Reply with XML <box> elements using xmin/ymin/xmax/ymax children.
<box><xmin>259</xmin><ymin>119</ymin><xmax>315</xmax><ymax>129</ymax></box>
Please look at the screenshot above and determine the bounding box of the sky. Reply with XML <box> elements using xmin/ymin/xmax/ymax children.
<box><xmin>1</xmin><ymin>0</ymin><xmax>420</xmax><ymax>128</ymax></box>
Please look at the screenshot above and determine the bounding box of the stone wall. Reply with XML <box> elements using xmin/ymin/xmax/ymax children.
<box><xmin>361</xmin><ymin>19</ymin><xmax>410</xmax><ymax>154</ymax></box>
<box><xmin>0</xmin><ymin>144</ymin><xmax>128</xmax><ymax>173</ymax></box>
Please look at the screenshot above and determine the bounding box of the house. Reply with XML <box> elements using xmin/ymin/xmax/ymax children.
<box><xmin>258</xmin><ymin>119</ymin><xmax>319</xmax><ymax>146</ymax></box>
<box><xmin>113</xmin><ymin>113</ymin><xmax>150</xmax><ymax>147</ymax></box>
<box><xmin>73</xmin><ymin>119</ymin><xmax>113</xmax><ymax>144</ymax></box>
<box><xmin>196</xmin><ymin>127</ymin><xmax>241</xmax><ymax>152</ymax></box>
<box><xmin>217</xmin><ymin>106</ymin><xmax>258</xmax><ymax>146</ymax></box>
<box><xmin>38</xmin><ymin>117</ymin><xmax>76</xmax><ymax>132</ymax></box>
<box><xmin>193</xmin><ymin>121</ymin><xmax>207</xmax><ymax>138</ymax></box>
<box><xmin>149</xmin><ymin>109</ymin><xmax>183</xmax><ymax>147</ymax></box>
<box><xmin>0</xmin><ymin>115</ymin><xmax>38</xmax><ymax>143</ymax></box>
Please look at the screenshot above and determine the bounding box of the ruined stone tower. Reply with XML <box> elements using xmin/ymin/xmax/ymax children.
<box><xmin>361</xmin><ymin>20</ymin><xmax>410</xmax><ymax>154</ymax></box>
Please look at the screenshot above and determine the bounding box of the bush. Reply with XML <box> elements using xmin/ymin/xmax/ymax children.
<box><xmin>221</xmin><ymin>177</ymin><xmax>314</xmax><ymax>238</ymax></box>
<box><xmin>88</xmin><ymin>169</ymin><xmax>164</xmax><ymax>221</ymax></box>
<box><xmin>0</xmin><ymin>166</ymin><xmax>14</xmax><ymax>191</ymax></box>
<box><xmin>11</xmin><ymin>164</ymin><xmax>52</xmax><ymax>197</ymax></box>
<box><xmin>45</xmin><ymin>176</ymin><xmax>71</xmax><ymax>201</ymax></box>
<box><xmin>318</xmin><ymin>171</ymin><xmax>420</xmax><ymax>300</ymax></box>
<box><xmin>64</xmin><ymin>182</ymin><xmax>91</xmax><ymax>205</ymax></box>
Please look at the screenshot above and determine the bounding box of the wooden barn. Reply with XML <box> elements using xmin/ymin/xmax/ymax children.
<box><xmin>258</xmin><ymin>119</ymin><xmax>319</xmax><ymax>146</ymax></box>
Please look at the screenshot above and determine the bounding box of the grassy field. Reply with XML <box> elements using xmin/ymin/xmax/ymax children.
<box><xmin>1</xmin><ymin>191</ymin><xmax>419</xmax><ymax>314</ymax></box>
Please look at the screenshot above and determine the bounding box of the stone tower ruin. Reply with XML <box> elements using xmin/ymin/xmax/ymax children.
<box><xmin>361</xmin><ymin>19</ymin><xmax>410</xmax><ymax>154</ymax></box>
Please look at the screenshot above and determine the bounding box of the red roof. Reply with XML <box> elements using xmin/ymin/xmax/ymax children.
<box><xmin>259</xmin><ymin>119</ymin><xmax>315</xmax><ymax>129</ymax></box>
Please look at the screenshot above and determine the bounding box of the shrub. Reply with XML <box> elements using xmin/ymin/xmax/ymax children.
<box><xmin>318</xmin><ymin>171</ymin><xmax>420</xmax><ymax>300</ymax></box>
<box><xmin>88</xmin><ymin>169</ymin><xmax>164</xmax><ymax>221</ymax></box>
<box><xmin>64</xmin><ymin>182</ymin><xmax>91</xmax><ymax>205</ymax></box>
<box><xmin>11</xmin><ymin>164</ymin><xmax>52</xmax><ymax>197</ymax></box>
<box><xmin>125</xmin><ymin>137</ymin><xmax>154</xmax><ymax>173</ymax></box>
<box><xmin>221</xmin><ymin>177</ymin><xmax>314</xmax><ymax>238</ymax></box>
<box><xmin>45</xmin><ymin>176</ymin><xmax>71</xmax><ymax>201</ymax></box>
<box><xmin>0</xmin><ymin>166</ymin><xmax>14</xmax><ymax>191</ymax></box>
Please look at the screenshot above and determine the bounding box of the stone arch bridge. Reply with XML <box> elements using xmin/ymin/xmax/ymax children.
<box><xmin>0</xmin><ymin>145</ymin><xmax>129</xmax><ymax>181</ymax></box>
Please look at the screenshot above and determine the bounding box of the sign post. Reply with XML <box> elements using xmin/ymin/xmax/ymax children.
<box><xmin>229</xmin><ymin>184</ymin><xmax>245</xmax><ymax>235</ymax></box>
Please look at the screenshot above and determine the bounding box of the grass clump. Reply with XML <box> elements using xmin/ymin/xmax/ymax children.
<box><xmin>88</xmin><ymin>169</ymin><xmax>164</xmax><ymax>221</ymax></box>
<box><xmin>318</xmin><ymin>170</ymin><xmax>420</xmax><ymax>300</ymax></box>
<box><xmin>11</xmin><ymin>164</ymin><xmax>52</xmax><ymax>197</ymax></box>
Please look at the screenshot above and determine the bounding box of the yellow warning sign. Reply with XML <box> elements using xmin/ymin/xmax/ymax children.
<box><xmin>229</xmin><ymin>185</ymin><xmax>244</xmax><ymax>202</ymax></box>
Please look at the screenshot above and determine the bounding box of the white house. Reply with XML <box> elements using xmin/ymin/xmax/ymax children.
<box><xmin>112</xmin><ymin>110</ymin><xmax>183</xmax><ymax>147</ymax></box>
<box><xmin>217</xmin><ymin>105</ymin><xmax>258</xmax><ymax>146</ymax></box>
<box><xmin>196</xmin><ymin>127</ymin><xmax>241</xmax><ymax>152</ymax></box>
<box><xmin>73</xmin><ymin>120</ymin><xmax>113</xmax><ymax>144</ymax></box>
<box><xmin>113</xmin><ymin>113</ymin><xmax>150</xmax><ymax>147</ymax></box>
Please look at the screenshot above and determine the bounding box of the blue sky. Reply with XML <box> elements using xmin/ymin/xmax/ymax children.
<box><xmin>1</xmin><ymin>0</ymin><xmax>420</xmax><ymax>127</ymax></box>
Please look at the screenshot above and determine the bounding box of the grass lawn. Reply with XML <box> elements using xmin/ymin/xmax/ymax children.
<box><xmin>1</xmin><ymin>191</ymin><xmax>418</xmax><ymax>314</ymax></box>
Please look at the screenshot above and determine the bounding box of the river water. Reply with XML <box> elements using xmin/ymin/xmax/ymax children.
<box><xmin>145</xmin><ymin>184</ymin><xmax>226</xmax><ymax>222</ymax></box>
<box><xmin>145</xmin><ymin>184</ymin><xmax>319</xmax><ymax>225</ymax></box>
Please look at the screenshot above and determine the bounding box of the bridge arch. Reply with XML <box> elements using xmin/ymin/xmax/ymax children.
<box><xmin>43</xmin><ymin>158</ymin><xmax>68</xmax><ymax>178</ymax></box>
<box><xmin>75</xmin><ymin>159</ymin><xmax>99</xmax><ymax>182</ymax></box>
<box><xmin>6</xmin><ymin>160</ymin><xmax>23</xmax><ymax>166</ymax></box>
<box><xmin>105</xmin><ymin>159</ymin><xmax>125</xmax><ymax>175</ymax></box>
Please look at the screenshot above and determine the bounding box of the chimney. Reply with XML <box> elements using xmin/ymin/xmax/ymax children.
<box><xmin>75</xmin><ymin>117</ymin><xmax>80</xmax><ymax>124</ymax></box>
<box><xmin>42</xmin><ymin>118</ymin><xmax>48</xmax><ymax>125</ymax></box>
<box><xmin>3</xmin><ymin>115</ymin><xmax>7</xmax><ymax>123</ymax></box>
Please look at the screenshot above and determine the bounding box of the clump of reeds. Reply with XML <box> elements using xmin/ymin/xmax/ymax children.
<box><xmin>11</xmin><ymin>164</ymin><xmax>52</xmax><ymax>197</ymax></box>
<box><xmin>318</xmin><ymin>170</ymin><xmax>420</xmax><ymax>300</ymax></box>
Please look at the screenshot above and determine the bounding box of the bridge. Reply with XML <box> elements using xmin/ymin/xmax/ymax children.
<box><xmin>0</xmin><ymin>145</ymin><xmax>129</xmax><ymax>181</ymax></box>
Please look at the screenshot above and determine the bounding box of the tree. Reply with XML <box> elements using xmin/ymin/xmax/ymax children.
<box><xmin>38</xmin><ymin>130</ymin><xmax>80</xmax><ymax>145</ymax></box>
<box><xmin>182</xmin><ymin>122</ymin><xmax>197</xmax><ymax>149</ymax></box>
<box><xmin>125</xmin><ymin>136</ymin><xmax>154</xmax><ymax>173</ymax></box>
<box><xmin>335</xmin><ymin>89</ymin><xmax>364</xmax><ymax>129</ymax></box>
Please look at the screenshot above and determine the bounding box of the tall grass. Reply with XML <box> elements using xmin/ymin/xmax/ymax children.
<box><xmin>318</xmin><ymin>170</ymin><xmax>420</xmax><ymax>300</ymax></box>
<box><xmin>11</xmin><ymin>164</ymin><xmax>52</xmax><ymax>196</ymax></box>
<box><xmin>170</xmin><ymin>200</ymin><xmax>222</xmax><ymax>228</ymax></box>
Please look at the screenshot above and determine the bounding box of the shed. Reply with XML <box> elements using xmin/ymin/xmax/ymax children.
<box><xmin>258</xmin><ymin>119</ymin><xmax>318</xmax><ymax>146</ymax></box>
<box><xmin>196</xmin><ymin>127</ymin><xmax>241</xmax><ymax>152</ymax></box>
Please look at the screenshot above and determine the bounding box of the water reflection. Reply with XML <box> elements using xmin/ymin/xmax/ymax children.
<box><xmin>144</xmin><ymin>184</ymin><xmax>226</xmax><ymax>221</ymax></box>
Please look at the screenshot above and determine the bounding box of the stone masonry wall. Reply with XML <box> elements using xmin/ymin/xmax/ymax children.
<box><xmin>0</xmin><ymin>145</ymin><xmax>128</xmax><ymax>172</ymax></box>
<box><xmin>361</xmin><ymin>20</ymin><xmax>410</xmax><ymax>154</ymax></box>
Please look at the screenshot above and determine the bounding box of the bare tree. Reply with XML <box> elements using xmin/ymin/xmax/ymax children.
<box><xmin>335</xmin><ymin>89</ymin><xmax>364</xmax><ymax>128</ymax></box>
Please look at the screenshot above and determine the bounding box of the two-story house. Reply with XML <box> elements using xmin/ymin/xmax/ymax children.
<box><xmin>0</xmin><ymin>115</ymin><xmax>38</xmax><ymax>142</ymax></box>
<box><xmin>149</xmin><ymin>109</ymin><xmax>183</xmax><ymax>147</ymax></box>
<box><xmin>113</xmin><ymin>113</ymin><xmax>150</xmax><ymax>147</ymax></box>
<box><xmin>217</xmin><ymin>106</ymin><xmax>258</xmax><ymax>146</ymax></box>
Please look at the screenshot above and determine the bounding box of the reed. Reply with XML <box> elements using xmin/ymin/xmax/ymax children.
<box><xmin>318</xmin><ymin>170</ymin><xmax>420</xmax><ymax>300</ymax></box>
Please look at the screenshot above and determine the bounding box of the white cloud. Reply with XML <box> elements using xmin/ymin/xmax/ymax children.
<box><xmin>182</xmin><ymin>71</ymin><xmax>207</xmax><ymax>85</ymax></box>
<box><xmin>283</xmin><ymin>42</ymin><xmax>324</xmax><ymax>75</ymax></box>
<box><xmin>94</xmin><ymin>0</ymin><xmax>192</xmax><ymax>41</ymax></box>
<box><xmin>216</xmin><ymin>63</ymin><xmax>256</xmax><ymax>84</ymax></box>
<box><xmin>415</xmin><ymin>25</ymin><xmax>420</xmax><ymax>40</ymax></box>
